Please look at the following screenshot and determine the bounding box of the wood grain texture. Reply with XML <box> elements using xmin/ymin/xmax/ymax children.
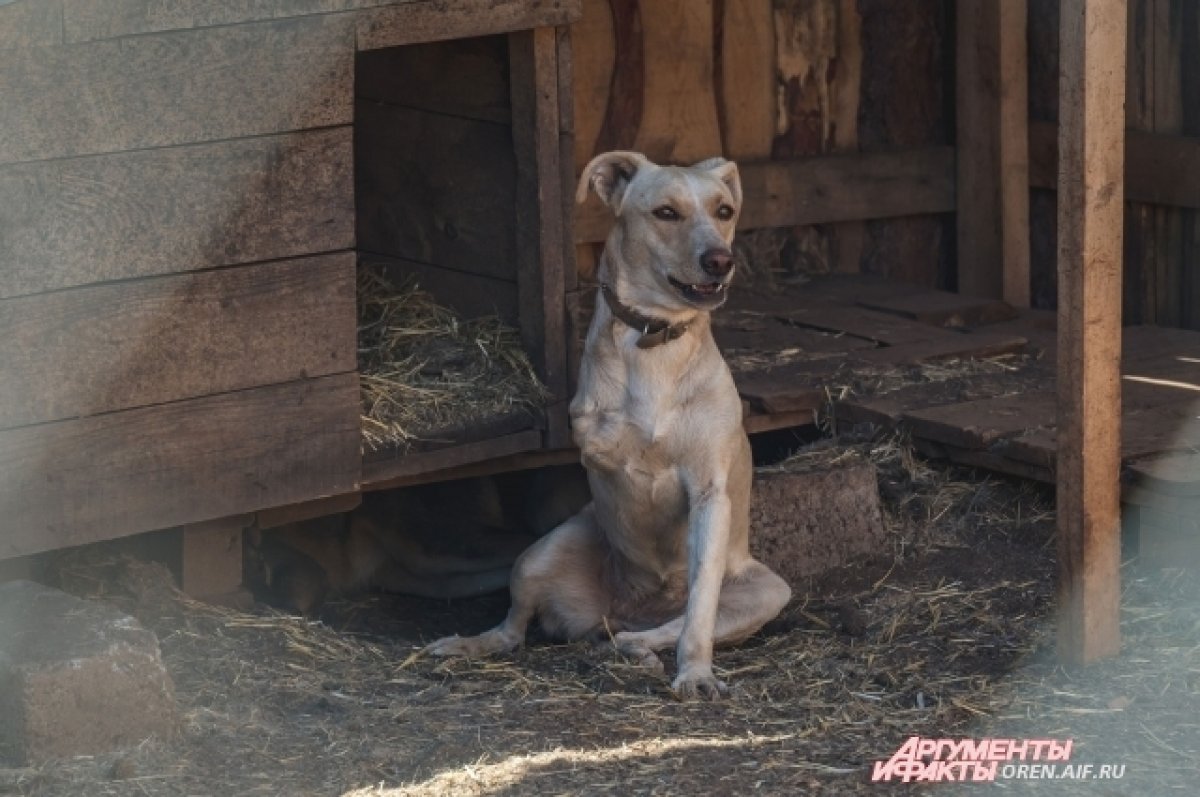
<box><xmin>956</xmin><ymin>0</ymin><xmax>1030</xmax><ymax>303</ymax></box>
<box><xmin>0</xmin><ymin>373</ymin><xmax>362</xmax><ymax>560</ymax></box>
<box><xmin>355</xmin><ymin>101</ymin><xmax>516</xmax><ymax>281</ymax></box>
<box><xmin>1029</xmin><ymin>122</ymin><xmax>1200</xmax><ymax>210</ymax></box>
<box><xmin>716</xmin><ymin>0</ymin><xmax>776</xmax><ymax>160</ymax></box>
<box><xmin>0</xmin><ymin>128</ymin><xmax>354</xmax><ymax>299</ymax></box>
<box><xmin>356</xmin><ymin>35</ymin><xmax>512</xmax><ymax>124</ymax></box>
<box><xmin>63</xmin><ymin>0</ymin><xmax>400</xmax><ymax>42</ymax></box>
<box><xmin>574</xmin><ymin>147</ymin><xmax>956</xmax><ymax>243</ymax></box>
<box><xmin>594</xmin><ymin>0</ymin><xmax>644</xmax><ymax>153</ymax></box>
<box><xmin>0</xmin><ymin>253</ymin><xmax>357</xmax><ymax>431</ymax></box>
<box><xmin>0</xmin><ymin>0</ymin><xmax>62</xmax><ymax>48</ymax></box>
<box><xmin>510</xmin><ymin>27</ymin><xmax>570</xmax><ymax>445</ymax></box>
<box><xmin>634</xmin><ymin>0</ymin><xmax>722</xmax><ymax>162</ymax></box>
<box><xmin>571</xmin><ymin>0</ymin><xmax>615</xmax><ymax>164</ymax></box>
<box><xmin>362</xmin><ymin>430</ymin><xmax>543</xmax><ymax>491</ymax></box>
<box><xmin>0</xmin><ymin>15</ymin><xmax>354</xmax><ymax>166</ymax></box>
<box><xmin>180</xmin><ymin>517</ymin><xmax>249</xmax><ymax>599</ymax></box>
<box><xmin>1055</xmin><ymin>0</ymin><xmax>1127</xmax><ymax>665</ymax></box>
<box><xmin>357</xmin><ymin>0</ymin><xmax>582</xmax><ymax>51</ymax></box>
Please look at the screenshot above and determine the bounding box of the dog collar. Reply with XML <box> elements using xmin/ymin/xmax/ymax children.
<box><xmin>600</xmin><ymin>283</ymin><xmax>690</xmax><ymax>349</ymax></box>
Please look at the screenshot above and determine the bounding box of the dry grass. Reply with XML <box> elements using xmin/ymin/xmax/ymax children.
<box><xmin>4</xmin><ymin>436</ymin><xmax>1197</xmax><ymax>795</ymax></box>
<box><xmin>357</xmin><ymin>268</ymin><xmax>548</xmax><ymax>452</ymax></box>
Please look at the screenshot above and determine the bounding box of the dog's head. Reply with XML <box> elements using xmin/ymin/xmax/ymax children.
<box><xmin>577</xmin><ymin>151</ymin><xmax>742</xmax><ymax>313</ymax></box>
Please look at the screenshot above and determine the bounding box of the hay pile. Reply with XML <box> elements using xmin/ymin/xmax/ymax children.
<box><xmin>357</xmin><ymin>269</ymin><xmax>548</xmax><ymax>452</ymax></box>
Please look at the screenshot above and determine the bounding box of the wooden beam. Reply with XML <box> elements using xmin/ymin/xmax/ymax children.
<box><xmin>0</xmin><ymin>253</ymin><xmax>356</xmax><ymax>430</ymax></box>
<box><xmin>1029</xmin><ymin>122</ymin><xmax>1200</xmax><ymax>210</ymax></box>
<box><xmin>357</xmin><ymin>0</ymin><xmax>583</xmax><ymax>51</ymax></box>
<box><xmin>574</xmin><ymin>147</ymin><xmax>957</xmax><ymax>243</ymax></box>
<box><xmin>0</xmin><ymin>16</ymin><xmax>355</xmax><ymax>165</ymax></box>
<box><xmin>181</xmin><ymin>515</ymin><xmax>251</xmax><ymax>602</ymax></box>
<box><xmin>0</xmin><ymin>128</ymin><xmax>354</xmax><ymax>299</ymax></box>
<box><xmin>956</xmin><ymin>0</ymin><xmax>1031</xmax><ymax>304</ymax></box>
<box><xmin>511</xmin><ymin>27</ymin><xmax>570</xmax><ymax>448</ymax></box>
<box><xmin>0</xmin><ymin>373</ymin><xmax>361</xmax><ymax>561</ymax></box>
<box><xmin>1055</xmin><ymin>0</ymin><xmax>1126</xmax><ymax>665</ymax></box>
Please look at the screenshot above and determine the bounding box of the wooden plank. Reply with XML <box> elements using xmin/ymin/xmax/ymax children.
<box><xmin>716</xmin><ymin>0</ymin><xmax>775</xmax><ymax>161</ymax></box>
<box><xmin>0</xmin><ymin>373</ymin><xmax>362</xmax><ymax>560</ymax></box>
<box><xmin>63</xmin><ymin>0</ymin><xmax>399</xmax><ymax>42</ymax></box>
<box><xmin>849</xmin><ymin>333</ymin><xmax>1029</xmax><ymax>366</ymax></box>
<box><xmin>592</xmin><ymin>0</ymin><xmax>643</xmax><ymax>153</ymax></box>
<box><xmin>743</xmin><ymin>409</ymin><xmax>821</xmax><ymax>436</ymax></box>
<box><xmin>0</xmin><ymin>16</ymin><xmax>354</xmax><ymax>166</ymax></box>
<box><xmin>180</xmin><ymin>516</ymin><xmax>251</xmax><ymax>601</ymax></box>
<box><xmin>1054</xmin><ymin>0</ymin><xmax>1127</xmax><ymax>665</ymax></box>
<box><xmin>0</xmin><ymin>128</ymin><xmax>354</xmax><ymax>299</ymax></box>
<box><xmin>1008</xmin><ymin>402</ymin><xmax>1200</xmax><ymax>467</ymax></box>
<box><xmin>357</xmin><ymin>0</ymin><xmax>582</xmax><ymax>51</ymax></box>
<box><xmin>557</xmin><ymin>27</ymin><xmax>580</xmax><ymax>293</ymax></box>
<box><xmin>0</xmin><ymin>0</ymin><xmax>62</xmax><ymax>48</ymax></box>
<box><xmin>902</xmin><ymin>393</ymin><xmax>1056</xmax><ymax>451</ymax></box>
<box><xmin>356</xmin><ymin>34</ymin><xmax>512</xmax><ymax>125</ymax></box>
<box><xmin>736</xmin><ymin>379</ymin><xmax>826</xmax><ymax>416</ymax></box>
<box><xmin>858</xmin><ymin>292</ymin><xmax>1017</xmax><ymax>328</ymax></box>
<box><xmin>0</xmin><ymin>253</ymin><xmax>356</xmax><ymax>431</ymax></box>
<box><xmin>783</xmin><ymin>304</ymin><xmax>959</xmax><ymax>347</ymax></box>
<box><xmin>511</xmin><ymin>27</ymin><xmax>570</xmax><ymax>446</ymax></box>
<box><xmin>355</xmin><ymin>102</ymin><xmax>516</xmax><ymax>281</ymax></box>
<box><xmin>257</xmin><ymin>492</ymin><xmax>363</xmax><ymax>530</ymax></box>
<box><xmin>1030</xmin><ymin>122</ymin><xmax>1200</xmax><ymax>210</ymax></box>
<box><xmin>574</xmin><ymin>147</ymin><xmax>956</xmax><ymax>243</ymax></box>
<box><xmin>359</xmin><ymin>253</ymin><xmax>519</xmax><ymax>324</ymax></box>
<box><xmin>956</xmin><ymin>0</ymin><xmax>1030</xmax><ymax>303</ymax></box>
<box><xmin>572</xmin><ymin>0</ymin><xmax>616</xmax><ymax>162</ymax></box>
<box><xmin>361</xmin><ymin>430</ymin><xmax>543</xmax><ymax>491</ymax></box>
<box><xmin>633</xmin><ymin>0</ymin><xmax>722</xmax><ymax>162</ymax></box>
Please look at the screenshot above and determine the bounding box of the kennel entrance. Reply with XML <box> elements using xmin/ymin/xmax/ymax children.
<box><xmin>354</xmin><ymin>29</ymin><xmax>574</xmax><ymax>490</ymax></box>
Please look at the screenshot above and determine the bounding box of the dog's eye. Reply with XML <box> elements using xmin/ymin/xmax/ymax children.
<box><xmin>716</xmin><ymin>204</ymin><xmax>735</xmax><ymax>221</ymax></box>
<box><xmin>652</xmin><ymin>206</ymin><xmax>681</xmax><ymax>221</ymax></box>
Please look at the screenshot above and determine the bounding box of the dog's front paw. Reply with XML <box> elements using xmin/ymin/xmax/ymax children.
<box><xmin>423</xmin><ymin>629</ymin><xmax>518</xmax><ymax>658</ymax></box>
<box><xmin>671</xmin><ymin>667</ymin><xmax>729</xmax><ymax>701</ymax></box>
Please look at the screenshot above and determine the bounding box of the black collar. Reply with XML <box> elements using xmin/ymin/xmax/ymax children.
<box><xmin>600</xmin><ymin>283</ymin><xmax>691</xmax><ymax>349</ymax></box>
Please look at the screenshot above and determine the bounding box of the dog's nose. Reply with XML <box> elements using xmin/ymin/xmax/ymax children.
<box><xmin>700</xmin><ymin>248</ymin><xmax>734</xmax><ymax>278</ymax></box>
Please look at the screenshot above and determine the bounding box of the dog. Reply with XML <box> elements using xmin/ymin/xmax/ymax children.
<box><xmin>245</xmin><ymin>467</ymin><xmax>590</xmax><ymax>614</ymax></box>
<box><xmin>425</xmin><ymin>152</ymin><xmax>791</xmax><ymax>699</ymax></box>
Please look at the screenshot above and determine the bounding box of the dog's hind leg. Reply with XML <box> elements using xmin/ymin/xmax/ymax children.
<box><xmin>423</xmin><ymin>506</ymin><xmax>611</xmax><ymax>657</ymax></box>
<box><xmin>612</xmin><ymin>559</ymin><xmax>791</xmax><ymax>698</ymax></box>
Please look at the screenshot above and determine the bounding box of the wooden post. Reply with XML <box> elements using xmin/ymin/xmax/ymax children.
<box><xmin>956</xmin><ymin>0</ymin><xmax>1030</xmax><ymax>305</ymax></box>
<box><xmin>511</xmin><ymin>27</ymin><xmax>571</xmax><ymax>449</ymax></box>
<box><xmin>1055</xmin><ymin>0</ymin><xmax>1126</xmax><ymax>665</ymax></box>
<box><xmin>180</xmin><ymin>515</ymin><xmax>251</xmax><ymax>605</ymax></box>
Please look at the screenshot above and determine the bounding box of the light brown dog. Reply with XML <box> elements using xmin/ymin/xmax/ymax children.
<box><xmin>425</xmin><ymin>152</ymin><xmax>791</xmax><ymax>699</ymax></box>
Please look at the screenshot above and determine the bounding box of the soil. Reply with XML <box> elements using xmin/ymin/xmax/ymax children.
<box><xmin>0</xmin><ymin>439</ymin><xmax>1196</xmax><ymax>796</ymax></box>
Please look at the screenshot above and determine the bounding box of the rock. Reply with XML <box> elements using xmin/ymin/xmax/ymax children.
<box><xmin>750</xmin><ymin>459</ymin><xmax>888</xmax><ymax>585</ymax></box>
<box><xmin>0</xmin><ymin>581</ymin><xmax>177</xmax><ymax>764</ymax></box>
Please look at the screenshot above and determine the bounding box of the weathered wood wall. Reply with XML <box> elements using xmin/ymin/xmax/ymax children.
<box><xmin>0</xmin><ymin>0</ymin><xmax>581</xmax><ymax>560</ymax></box>
<box><xmin>571</xmin><ymin>0</ymin><xmax>953</xmax><ymax>288</ymax></box>
<box><xmin>1029</xmin><ymin>0</ymin><xmax>1200</xmax><ymax>327</ymax></box>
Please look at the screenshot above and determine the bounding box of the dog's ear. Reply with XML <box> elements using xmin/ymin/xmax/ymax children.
<box><xmin>576</xmin><ymin>151</ymin><xmax>650</xmax><ymax>212</ymax></box>
<box><xmin>696</xmin><ymin>157</ymin><xmax>743</xmax><ymax>208</ymax></box>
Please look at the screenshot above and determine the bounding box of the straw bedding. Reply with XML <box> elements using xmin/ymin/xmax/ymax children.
<box><xmin>4</xmin><ymin>433</ymin><xmax>1197</xmax><ymax>795</ymax></box>
<box><xmin>357</xmin><ymin>268</ymin><xmax>548</xmax><ymax>452</ymax></box>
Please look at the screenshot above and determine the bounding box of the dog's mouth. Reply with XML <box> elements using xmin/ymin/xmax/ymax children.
<box><xmin>668</xmin><ymin>276</ymin><xmax>729</xmax><ymax>305</ymax></box>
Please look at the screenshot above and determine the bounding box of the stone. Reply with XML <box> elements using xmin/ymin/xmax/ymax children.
<box><xmin>750</xmin><ymin>459</ymin><xmax>888</xmax><ymax>585</ymax></box>
<box><xmin>0</xmin><ymin>580</ymin><xmax>177</xmax><ymax>764</ymax></box>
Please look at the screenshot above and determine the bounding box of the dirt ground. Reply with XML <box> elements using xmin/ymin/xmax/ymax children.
<box><xmin>1</xmin><ymin>435</ymin><xmax>1197</xmax><ymax>796</ymax></box>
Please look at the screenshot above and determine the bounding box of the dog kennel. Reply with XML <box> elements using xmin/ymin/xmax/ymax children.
<box><xmin>0</xmin><ymin>1</ymin><xmax>581</xmax><ymax>583</ymax></box>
